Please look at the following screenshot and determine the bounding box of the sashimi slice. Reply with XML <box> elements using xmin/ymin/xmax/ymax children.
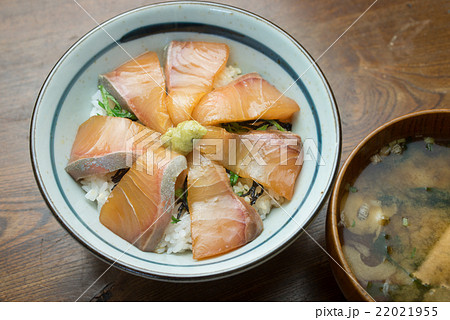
<box><xmin>195</xmin><ymin>127</ymin><xmax>303</xmax><ymax>200</ymax></box>
<box><xmin>99</xmin><ymin>51</ymin><xmax>172</xmax><ymax>133</ymax></box>
<box><xmin>65</xmin><ymin>116</ymin><xmax>160</xmax><ymax>181</ymax></box>
<box><xmin>192</xmin><ymin>73</ymin><xmax>300</xmax><ymax>125</ymax></box>
<box><xmin>100</xmin><ymin>144</ymin><xmax>187</xmax><ymax>252</ymax></box>
<box><xmin>188</xmin><ymin>156</ymin><xmax>263</xmax><ymax>260</ymax></box>
<box><xmin>165</xmin><ymin>41</ymin><xmax>229</xmax><ymax>125</ymax></box>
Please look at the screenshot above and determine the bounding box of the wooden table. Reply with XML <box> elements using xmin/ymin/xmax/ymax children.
<box><xmin>0</xmin><ymin>0</ymin><xmax>448</xmax><ymax>301</ymax></box>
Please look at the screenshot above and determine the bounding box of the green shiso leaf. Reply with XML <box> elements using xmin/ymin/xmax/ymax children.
<box><xmin>349</xmin><ymin>186</ymin><xmax>358</xmax><ymax>193</ymax></box>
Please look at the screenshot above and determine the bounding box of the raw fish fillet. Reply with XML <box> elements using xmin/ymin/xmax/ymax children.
<box><xmin>65</xmin><ymin>116</ymin><xmax>159</xmax><ymax>180</ymax></box>
<box><xmin>99</xmin><ymin>51</ymin><xmax>172</xmax><ymax>133</ymax></box>
<box><xmin>100</xmin><ymin>145</ymin><xmax>187</xmax><ymax>252</ymax></box>
<box><xmin>195</xmin><ymin>126</ymin><xmax>303</xmax><ymax>199</ymax></box>
<box><xmin>187</xmin><ymin>156</ymin><xmax>263</xmax><ymax>260</ymax></box>
<box><xmin>165</xmin><ymin>41</ymin><xmax>229</xmax><ymax>125</ymax></box>
<box><xmin>192</xmin><ymin>73</ymin><xmax>300</xmax><ymax>125</ymax></box>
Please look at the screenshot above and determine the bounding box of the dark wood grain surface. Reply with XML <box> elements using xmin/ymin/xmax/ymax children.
<box><xmin>0</xmin><ymin>0</ymin><xmax>448</xmax><ymax>301</ymax></box>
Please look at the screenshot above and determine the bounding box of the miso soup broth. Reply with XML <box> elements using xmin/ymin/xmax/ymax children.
<box><xmin>339</xmin><ymin>137</ymin><xmax>450</xmax><ymax>301</ymax></box>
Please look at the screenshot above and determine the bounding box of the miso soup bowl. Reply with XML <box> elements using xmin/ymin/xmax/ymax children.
<box><xmin>31</xmin><ymin>2</ymin><xmax>341</xmax><ymax>281</ymax></box>
<box><xmin>326</xmin><ymin>109</ymin><xmax>450</xmax><ymax>301</ymax></box>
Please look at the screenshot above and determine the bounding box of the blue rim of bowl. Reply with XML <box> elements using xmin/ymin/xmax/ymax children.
<box><xmin>30</xmin><ymin>1</ymin><xmax>342</xmax><ymax>282</ymax></box>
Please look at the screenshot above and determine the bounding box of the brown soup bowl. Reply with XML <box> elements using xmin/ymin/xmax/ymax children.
<box><xmin>326</xmin><ymin>109</ymin><xmax>450</xmax><ymax>301</ymax></box>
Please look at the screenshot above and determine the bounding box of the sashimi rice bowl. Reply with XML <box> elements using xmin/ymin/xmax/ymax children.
<box><xmin>31</xmin><ymin>2</ymin><xmax>341</xmax><ymax>280</ymax></box>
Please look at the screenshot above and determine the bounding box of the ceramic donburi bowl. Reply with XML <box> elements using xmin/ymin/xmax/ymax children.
<box><xmin>31</xmin><ymin>1</ymin><xmax>341</xmax><ymax>281</ymax></box>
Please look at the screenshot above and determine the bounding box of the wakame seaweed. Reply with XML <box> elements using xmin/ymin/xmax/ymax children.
<box><xmin>241</xmin><ymin>181</ymin><xmax>265</xmax><ymax>205</ymax></box>
<box><xmin>377</xmin><ymin>187</ymin><xmax>450</xmax><ymax>209</ymax></box>
<box><xmin>111</xmin><ymin>168</ymin><xmax>130</xmax><ymax>190</ymax></box>
<box><xmin>175</xmin><ymin>178</ymin><xmax>189</xmax><ymax>219</ymax></box>
<box><xmin>406</xmin><ymin>187</ymin><xmax>450</xmax><ymax>209</ymax></box>
<box><xmin>377</xmin><ymin>193</ymin><xmax>401</xmax><ymax>207</ymax></box>
<box><xmin>372</xmin><ymin>232</ymin><xmax>431</xmax><ymax>300</ymax></box>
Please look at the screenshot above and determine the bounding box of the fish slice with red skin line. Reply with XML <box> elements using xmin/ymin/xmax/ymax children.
<box><xmin>187</xmin><ymin>155</ymin><xmax>263</xmax><ymax>260</ymax></box>
<box><xmin>65</xmin><ymin>116</ymin><xmax>159</xmax><ymax>181</ymax></box>
<box><xmin>100</xmin><ymin>144</ymin><xmax>187</xmax><ymax>252</ymax></box>
<box><xmin>192</xmin><ymin>73</ymin><xmax>300</xmax><ymax>125</ymax></box>
<box><xmin>165</xmin><ymin>41</ymin><xmax>229</xmax><ymax>125</ymax></box>
<box><xmin>195</xmin><ymin>126</ymin><xmax>303</xmax><ymax>200</ymax></box>
<box><xmin>99</xmin><ymin>51</ymin><xmax>172</xmax><ymax>133</ymax></box>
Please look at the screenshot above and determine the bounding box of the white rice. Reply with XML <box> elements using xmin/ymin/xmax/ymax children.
<box><xmin>154</xmin><ymin>210</ymin><xmax>192</xmax><ymax>254</ymax></box>
<box><xmin>80</xmin><ymin>64</ymin><xmax>282</xmax><ymax>255</ymax></box>
<box><xmin>213</xmin><ymin>65</ymin><xmax>242</xmax><ymax>88</ymax></box>
<box><xmin>79</xmin><ymin>173</ymin><xmax>115</xmax><ymax>211</ymax></box>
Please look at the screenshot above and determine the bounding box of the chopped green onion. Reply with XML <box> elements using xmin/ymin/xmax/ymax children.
<box><xmin>425</xmin><ymin>137</ymin><xmax>434</xmax><ymax>151</ymax></box>
<box><xmin>349</xmin><ymin>186</ymin><xmax>358</xmax><ymax>193</ymax></box>
<box><xmin>424</xmin><ymin>137</ymin><xmax>434</xmax><ymax>144</ymax></box>
<box><xmin>268</xmin><ymin>120</ymin><xmax>286</xmax><ymax>131</ymax></box>
<box><xmin>98</xmin><ymin>85</ymin><xmax>137</xmax><ymax>120</ymax></box>
<box><xmin>402</xmin><ymin>217</ymin><xmax>409</xmax><ymax>227</ymax></box>
<box><xmin>229</xmin><ymin>171</ymin><xmax>239</xmax><ymax>186</ymax></box>
<box><xmin>411</xmin><ymin>247</ymin><xmax>416</xmax><ymax>259</ymax></box>
<box><xmin>236</xmin><ymin>191</ymin><xmax>244</xmax><ymax>197</ymax></box>
<box><xmin>351</xmin><ymin>220</ymin><xmax>356</xmax><ymax>228</ymax></box>
<box><xmin>171</xmin><ymin>216</ymin><xmax>181</xmax><ymax>224</ymax></box>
